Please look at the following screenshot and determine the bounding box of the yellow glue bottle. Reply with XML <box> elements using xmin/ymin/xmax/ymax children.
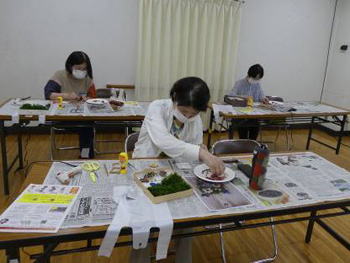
<box><xmin>247</xmin><ymin>96</ymin><xmax>253</xmax><ymax>109</ymax></box>
<box><xmin>57</xmin><ymin>96</ymin><xmax>63</xmax><ymax>110</ymax></box>
<box><xmin>119</xmin><ymin>152</ymin><xmax>129</xmax><ymax>174</ymax></box>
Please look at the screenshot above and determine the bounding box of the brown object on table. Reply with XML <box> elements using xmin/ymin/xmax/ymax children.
<box><xmin>109</xmin><ymin>100</ymin><xmax>124</xmax><ymax>107</ymax></box>
<box><xmin>104</xmin><ymin>163</ymin><xmax>109</xmax><ymax>177</ymax></box>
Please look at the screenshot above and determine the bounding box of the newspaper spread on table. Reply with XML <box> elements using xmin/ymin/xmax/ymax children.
<box><xmin>212</xmin><ymin>101</ymin><xmax>348</xmax><ymax>121</ymax></box>
<box><xmin>0</xmin><ymin>99</ymin><xmax>148</xmax><ymax>118</ymax></box>
<box><xmin>42</xmin><ymin>152</ymin><xmax>350</xmax><ymax>228</ymax></box>
<box><xmin>0</xmin><ymin>184</ymin><xmax>81</xmax><ymax>233</ymax></box>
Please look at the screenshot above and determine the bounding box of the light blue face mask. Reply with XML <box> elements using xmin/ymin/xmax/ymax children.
<box><xmin>248</xmin><ymin>78</ymin><xmax>259</xmax><ymax>85</ymax></box>
<box><xmin>173</xmin><ymin>108</ymin><xmax>197</xmax><ymax>124</ymax></box>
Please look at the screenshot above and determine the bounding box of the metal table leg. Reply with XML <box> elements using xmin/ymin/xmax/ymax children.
<box><xmin>228</xmin><ymin>119</ymin><xmax>234</xmax><ymax>139</ymax></box>
<box><xmin>207</xmin><ymin>109</ymin><xmax>214</xmax><ymax>148</ymax></box>
<box><xmin>17</xmin><ymin>123</ymin><xmax>23</xmax><ymax>169</ymax></box>
<box><xmin>336</xmin><ymin>115</ymin><xmax>346</xmax><ymax>155</ymax></box>
<box><xmin>0</xmin><ymin>120</ymin><xmax>10</xmax><ymax>195</ymax></box>
<box><xmin>306</xmin><ymin>116</ymin><xmax>315</xmax><ymax>150</ymax></box>
<box><xmin>6</xmin><ymin>246</ymin><xmax>20</xmax><ymax>263</ymax></box>
<box><xmin>305</xmin><ymin>211</ymin><xmax>317</xmax><ymax>243</ymax></box>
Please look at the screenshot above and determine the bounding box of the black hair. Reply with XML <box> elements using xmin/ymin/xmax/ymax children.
<box><xmin>170</xmin><ymin>77</ymin><xmax>210</xmax><ymax>112</ymax></box>
<box><xmin>247</xmin><ymin>64</ymin><xmax>264</xmax><ymax>79</ymax></box>
<box><xmin>65</xmin><ymin>51</ymin><xmax>93</xmax><ymax>79</ymax></box>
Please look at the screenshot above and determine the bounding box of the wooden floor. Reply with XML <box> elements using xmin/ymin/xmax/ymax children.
<box><xmin>0</xmin><ymin>128</ymin><xmax>349</xmax><ymax>262</ymax></box>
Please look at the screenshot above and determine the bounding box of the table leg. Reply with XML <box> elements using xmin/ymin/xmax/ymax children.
<box><xmin>0</xmin><ymin>120</ymin><xmax>10</xmax><ymax>195</ymax></box>
<box><xmin>41</xmin><ymin>243</ymin><xmax>58</xmax><ymax>263</ymax></box>
<box><xmin>17</xmin><ymin>123</ymin><xmax>23</xmax><ymax>169</ymax></box>
<box><xmin>207</xmin><ymin>109</ymin><xmax>214</xmax><ymax>148</ymax></box>
<box><xmin>336</xmin><ymin>115</ymin><xmax>346</xmax><ymax>155</ymax></box>
<box><xmin>306</xmin><ymin>117</ymin><xmax>315</xmax><ymax>150</ymax></box>
<box><xmin>305</xmin><ymin>211</ymin><xmax>317</xmax><ymax>243</ymax></box>
<box><xmin>6</xmin><ymin>246</ymin><xmax>20</xmax><ymax>263</ymax></box>
<box><xmin>228</xmin><ymin>119</ymin><xmax>234</xmax><ymax>139</ymax></box>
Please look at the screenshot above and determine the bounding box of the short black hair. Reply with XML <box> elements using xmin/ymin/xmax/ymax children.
<box><xmin>170</xmin><ymin>77</ymin><xmax>210</xmax><ymax>112</ymax></box>
<box><xmin>65</xmin><ymin>51</ymin><xmax>93</xmax><ymax>79</ymax></box>
<box><xmin>247</xmin><ymin>64</ymin><xmax>264</xmax><ymax>79</ymax></box>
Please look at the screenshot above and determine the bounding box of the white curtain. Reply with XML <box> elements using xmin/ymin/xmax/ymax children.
<box><xmin>135</xmin><ymin>0</ymin><xmax>241</xmax><ymax>104</ymax></box>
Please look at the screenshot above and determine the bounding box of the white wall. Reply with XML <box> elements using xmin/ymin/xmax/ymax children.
<box><xmin>0</xmin><ymin>0</ymin><xmax>335</xmax><ymax>103</ymax></box>
<box><xmin>0</xmin><ymin>0</ymin><xmax>139</xmax><ymax>101</ymax></box>
<box><xmin>323</xmin><ymin>0</ymin><xmax>350</xmax><ymax>110</ymax></box>
<box><xmin>235</xmin><ymin>0</ymin><xmax>335</xmax><ymax>101</ymax></box>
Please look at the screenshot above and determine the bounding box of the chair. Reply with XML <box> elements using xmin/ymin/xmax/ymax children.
<box><xmin>50</xmin><ymin>123</ymin><xmax>94</xmax><ymax>160</ymax></box>
<box><xmin>93</xmin><ymin>88</ymin><xmax>128</xmax><ymax>155</ymax></box>
<box><xmin>125</xmin><ymin>132</ymin><xmax>140</xmax><ymax>154</ymax></box>
<box><xmin>259</xmin><ymin>96</ymin><xmax>293</xmax><ymax>150</ymax></box>
<box><xmin>212</xmin><ymin>139</ymin><xmax>260</xmax><ymax>155</ymax></box>
<box><xmin>211</xmin><ymin>139</ymin><xmax>278</xmax><ymax>263</ymax></box>
<box><xmin>50</xmin><ymin>124</ymin><xmax>80</xmax><ymax>160</ymax></box>
<box><xmin>96</xmin><ymin>88</ymin><xmax>113</xmax><ymax>98</ymax></box>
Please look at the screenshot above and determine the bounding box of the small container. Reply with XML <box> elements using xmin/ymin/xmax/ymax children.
<box><xmin>249</xmin><ymin>144</ymin><xmax>269</xmax><ymax>190</ymax></box>
<box><xmin>119</xmin><ymin>152</ymin><xmax>129</xmax><ymax>174</ymax></box>
<box><xmin>247</xmin><ymin>96</ymin><xmax>253</xmax><ymax>108</ymax></box>
<box><xmin>57</xmin><ymin>96</ymin><xmax>63</xmax><ymax>110</ymax></box>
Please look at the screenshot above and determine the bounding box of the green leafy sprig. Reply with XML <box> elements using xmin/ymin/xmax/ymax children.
<box><xmin>20</xmin><ymin>103</ymin><xmax>50</xmax><ymax>110</ymax></box>
<box><xmin>148</xmin><ymin>173</ymin><xmax>191</xmax><ymax>197</ymax></box>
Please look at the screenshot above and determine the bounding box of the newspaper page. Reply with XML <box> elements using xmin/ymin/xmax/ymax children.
<box><xmin>212</xmin><ymin>101</ymin><xmax>347</xmax><ymax>119</ymax></box>
<box><xmin>0</xmin><ymin>184</ymin><xmax>81</xmax><ymax>233</ymax></box>
<box><xmin>49</xmin><ymin>101</ymin><xmax>85</xmax><ymax>116</ymax></box>
<box><xmin>48</xmin><ymin>101</ymin><xmax>148</xmax><ymax>117</ymax></box>
<box><xmin>41</xmin><ymin>153</ymin><xmax>350</xmax><ymax>227</ymax></box>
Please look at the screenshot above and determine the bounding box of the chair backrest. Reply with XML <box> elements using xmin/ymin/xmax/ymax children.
<box><xmin>266</xmin><ymin>96</ymin><xmax>284</xmax><ymax>102</ymax></box>
<box><xmin>125</xmin><ymin>132</ymin><xmax>140</xmax><ymax>153</ymax></box>
<box><xmin>117</xmin><ymin>89</ymin><xmax>127</xmax><ymax>101</ymax></box>
<box><xmin>96</xmin><ymin>88</ymin><xmax>112</xmax><ymax>98</ymax></box>
<box><xmin>211</xmin><ymin>139</ymin><xmax>260</xmax><ymax>155</ymax></box>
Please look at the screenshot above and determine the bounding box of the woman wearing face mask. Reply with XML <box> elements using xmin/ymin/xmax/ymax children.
<box><xmin>132</xmin><ymin>77</ymin><xmax>225</xmax><ymax>263</ymax></box>
<box><xmin>44</xmin><ymin>51</ymin><xmax>96</xmax><ymax>158</ymax></box>
<box><xmin>228</xmin><ymin>64</ymin><xmax>269</xmax><ymax>140</ymax></box>
<box><xmin>133</xmin><ymin>76</ymin><xmax>225</xmax><ymax>176</ymax></box>
<box><xmin>44</xmin><ymin>51</ymin><xmax>96</xmax><ymax>100</ymax></box>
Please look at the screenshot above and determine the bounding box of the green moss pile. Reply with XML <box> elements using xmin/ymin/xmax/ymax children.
<box><xmin>148</xmin><ymin>173</ymin><xmax>191</xmax><ymax>197</ymax></box>
<box><xmin>20</xmin><ymin>103</ymin><xmax>50</xmax><ymax>110</ymax></box>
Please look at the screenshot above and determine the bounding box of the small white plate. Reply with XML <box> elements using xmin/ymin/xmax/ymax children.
<box><xmin>86</xmin><ymin>99</ymin><xmax>109</xmax><ymax>105</ymax></box>
<box><xmin>193</xmin><ymin>164</ymin><xmax>235</xmax><ymax>183</ymax></box>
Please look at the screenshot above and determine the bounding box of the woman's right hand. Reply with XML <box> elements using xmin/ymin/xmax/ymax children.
<box><xmin>65</xmin><ymin>92</ymin><xmax>80</xmax><ymax>101</ymax></box>
<box><xmin>199</xmin><ymin>148</ymin><xmax>225</xmax><ymax>176</ymax></box>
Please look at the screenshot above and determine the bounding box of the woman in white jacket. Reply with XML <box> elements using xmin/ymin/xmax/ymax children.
<box><xmin>132</xmin><ymin>77</ymin><xmax>225</xmax><ymax>263</ymax></box>
<box><xmin>133</xmin><ymin>76</ymin><xmax>225</xmax><ymax>175</ymax></box>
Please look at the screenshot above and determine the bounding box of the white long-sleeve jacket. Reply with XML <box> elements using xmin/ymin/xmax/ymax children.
<box><xmin>132</xmin><ymin>99</ymin><xmax>203</xmax><ymax>161</ymax></box>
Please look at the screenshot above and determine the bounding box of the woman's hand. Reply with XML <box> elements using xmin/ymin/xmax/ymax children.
<box><xmin>262</xmin><ymin>97</ymin><xmax>270</xmax><ymax>105</ymax></box>
<box><xmin>65</xmin><ymin>92</ymin><xmax>80</xmax><ymax>101</ymax></box>
<box><xmin>200</xmin><ymin>143</ymin><xmax>209</xmax><ymax>152</ymax></box>
<box><xmin>199</xmin><ymin>148</ymin><xmax>225</xmax><ymax>176</ymax></box>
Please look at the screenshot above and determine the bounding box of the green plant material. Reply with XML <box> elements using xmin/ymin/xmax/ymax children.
<box><xmin>148</xmin><ymin>173</ymin><xmax>191</xmax><ymax>197</ymax></box>
<box><xmin>20</xmin><ymin>103</ymin><xmax>50</xmax><ymax>110</ymax></box>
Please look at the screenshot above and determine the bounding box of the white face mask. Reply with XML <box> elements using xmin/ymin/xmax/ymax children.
<box><xmin>72</xmin><ymin>69</ymin><xmax>87</xmax><ymax>79</ymax></box>
<box><xmin>248</xmin><ymin>78</ymin><xmax>259</xmax><ymax>85</ymax></box>
<box><xmin>173</xmin><ymin>108</ymin><xmax>197</xmax><ymax>124</ymax></box>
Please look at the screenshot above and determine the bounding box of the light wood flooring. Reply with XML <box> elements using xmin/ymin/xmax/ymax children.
<box><xmin>0</xmin><ymin>128</ymin><xmax>349</xmax><ymax>262</ymax></box>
